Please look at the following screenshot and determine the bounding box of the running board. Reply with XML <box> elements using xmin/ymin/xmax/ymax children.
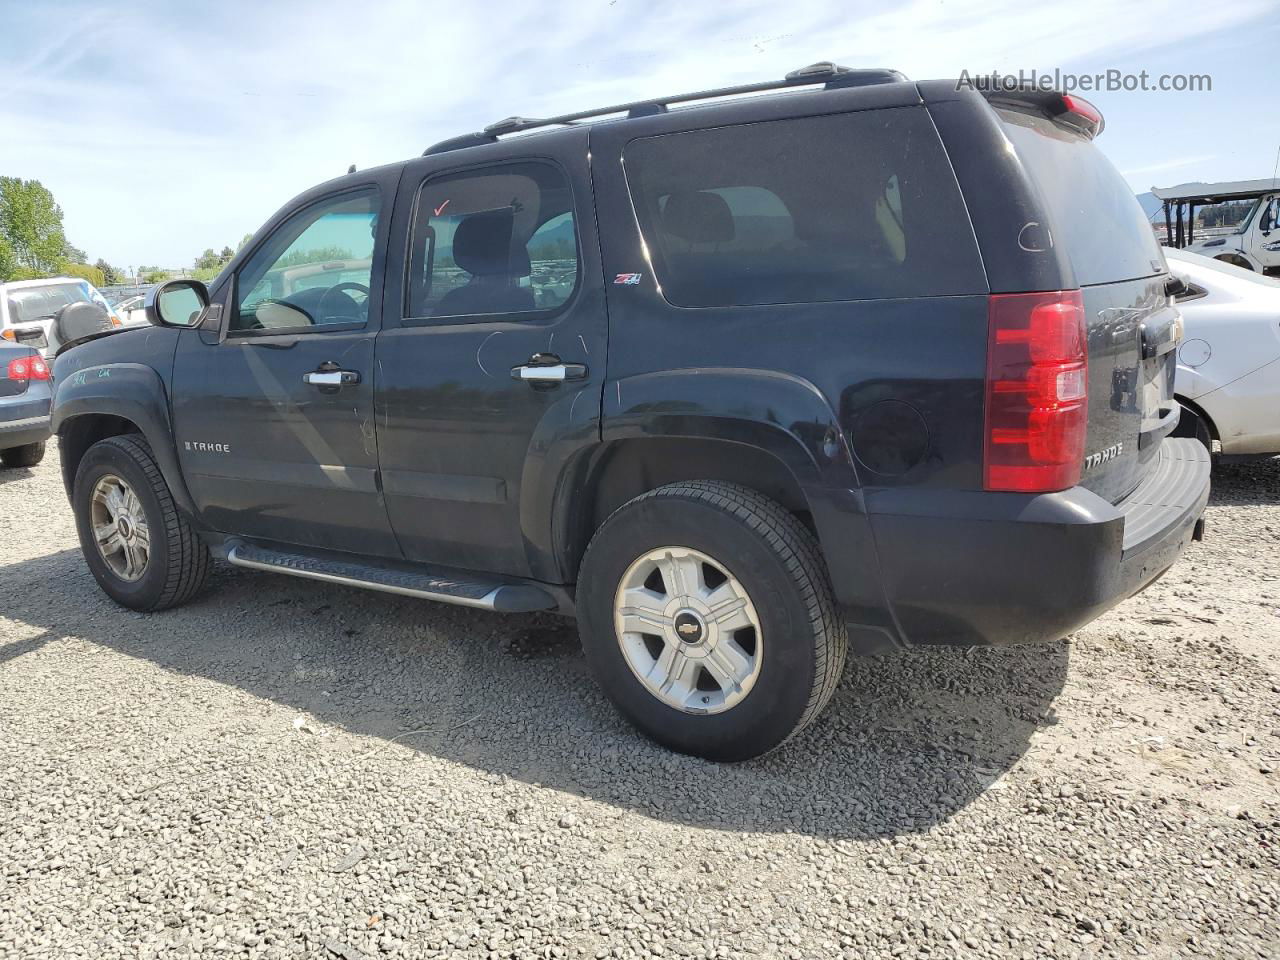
<box><xmin>225</xmin><ymin>543</ymin><xmax>556</xmax><ymax>613</ymax></box>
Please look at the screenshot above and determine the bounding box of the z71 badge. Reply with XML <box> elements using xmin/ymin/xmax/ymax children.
<box><xmin>1084</xmin><ymin>442</ymin><xmax>1123</xmax><ymax>471</ymax></box>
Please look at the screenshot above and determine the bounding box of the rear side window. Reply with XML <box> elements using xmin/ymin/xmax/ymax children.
<box><xmin>999</xmin><ymin>111</ymin><xmax>1165</xmax><ymax>286</ymax></box>
<box><xmin>623</xmin><ymin>108</ymin><xmax>986</xmax><ymax>307</ymax></box>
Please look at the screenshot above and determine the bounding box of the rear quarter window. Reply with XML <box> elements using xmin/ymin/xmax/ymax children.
<box><xmin>623</xmin><ymin>107</ymin><xmax>987</xmax><ymax>308</ymax></box>
<box><xmin>999</xmin><ymin>110</ymin><xmax>1166</xmax><ymax>287</ymax></box>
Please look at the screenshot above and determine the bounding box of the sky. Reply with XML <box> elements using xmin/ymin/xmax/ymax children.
<box><xmin>1</xmin><ymin>0</ymin><xmax>1277</xmax><ymax>270</ymax></box>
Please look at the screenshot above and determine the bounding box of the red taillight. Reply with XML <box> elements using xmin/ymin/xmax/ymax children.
<box><xmin>6</xmin><ymin>356</ymin><xmax>50</xmax><ymax>381</ymax></box>
<box><xmin>984</xmin><ymin>290</ymin><xmax>1088</xmax><ymax>493</ymax></box>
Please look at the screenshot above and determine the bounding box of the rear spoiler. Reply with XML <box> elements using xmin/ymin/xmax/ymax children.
<box><xmin>981</xmin><ymin>87</ymin><xmax>1104</xmax><ymax>139</ymax></box>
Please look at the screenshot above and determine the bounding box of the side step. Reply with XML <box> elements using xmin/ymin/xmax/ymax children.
<box><xmin>225</xmin><ymin>543</ymin><xmax>556</xmax><ymax>613</ymax></box>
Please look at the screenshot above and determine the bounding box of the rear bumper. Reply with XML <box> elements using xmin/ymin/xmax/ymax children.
<box><xmin>0</xmin><ymin>390</ymin><xmax>53</xmax><ymax>450</ymax></box>
<box><xmin>0</xmin><ymin>414</ymin><xmax>52</xmax><ymax>450</ymax></box>
<box><xmin>859</xmin><ymin>438</ymin><xmax>1211</xmax><ymax>647</ymax></box>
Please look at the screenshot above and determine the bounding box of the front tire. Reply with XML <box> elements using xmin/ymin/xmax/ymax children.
<box><xmin>577</xmin><ymin>481</ymin><xmax>846</xmax><ymax>761</ymax></box>
<box><xmin>73</xmin><ymin>434</ymin><xmax>211</xmax><ymax>611</ymax></box>
<box><xmin>1</xmin><ymin>441</ymin><xmax>46</xmax><ymax>468</ymax></box>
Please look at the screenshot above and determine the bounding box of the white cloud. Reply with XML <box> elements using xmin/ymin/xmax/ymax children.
<box><xmin>1122</xmin><ymin>155</ymin><xmax>1219</xmax><ymax>178</ymax></box>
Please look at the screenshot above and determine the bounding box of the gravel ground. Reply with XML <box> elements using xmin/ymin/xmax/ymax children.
<box><xmin>1</xmin><ymin>447</ymin><xmax>1277</xmax><ymax>960</ymax></box>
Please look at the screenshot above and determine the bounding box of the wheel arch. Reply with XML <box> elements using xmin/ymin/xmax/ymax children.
<box><xmin>1213</xmin><ymin>253</ymin><xmax>1254</xmax><ymax>271</ymax></box>
<box><xmin>1174</xmin><ymin>393</ymin><xmax>1220</xmax><ymax>445</ymax></box>
<box><xmin>52</xmin><ymin>362</ymin><xmax>197</xmax><ymax>516</ymax></box>
<box><xmin>557</xmin><ymin>435</ymin><xmax>815</xmax><ymax>580</ymax></box>
<box><xmin>535</xmin><ymin>367</ymin><xmax>862</xmax><ymax>585</ymax></box>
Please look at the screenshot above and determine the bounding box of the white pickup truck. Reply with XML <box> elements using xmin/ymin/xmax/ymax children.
<box><xmin>1155</xmin><ymin>180</ymin><xmax>1280</xmax><ymax>276</ymax></box>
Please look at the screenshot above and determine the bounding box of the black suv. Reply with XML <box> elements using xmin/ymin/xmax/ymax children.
<box><xmin>52</xmin><ymin>64</ymin><xmax>1209</xmax><ymax>760</ymax></box>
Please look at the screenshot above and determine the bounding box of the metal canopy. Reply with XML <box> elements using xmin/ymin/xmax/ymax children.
<box><xmin>1151</xmin><ymin>178</ymin><xmax>1280</xmax><ymax>203</ymax></box>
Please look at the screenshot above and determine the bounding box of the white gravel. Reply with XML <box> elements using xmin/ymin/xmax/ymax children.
<box><xmin>1</xmin><ymin>447</ymin><xmax>1277</xmax><ymax>959</ymax></box>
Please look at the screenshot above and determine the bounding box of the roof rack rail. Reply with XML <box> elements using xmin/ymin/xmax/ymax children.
<box><xmin>423</xmin><ymin>62</ymin><xmax>907</xmax><ymax>155</ymax></box>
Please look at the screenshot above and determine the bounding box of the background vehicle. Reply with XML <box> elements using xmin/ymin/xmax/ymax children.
<box><xmin>51</xmin><ymin>64</ymin><xmax>1209</xmax><ymax>761</ymax></box>
<box><xmin>1167</xmin><ymin>247</ymin><xmax>1280</xmax><ymax>459</ymax></box>
<box><xmin>1154</xmin><ymin>179</ymin><xmax>1280</xmax><ymax>275</ymax></box>
<box><xmin>0</xmin><ymin>276</ymin><xmax>122</xmax><ymax>357</ymax></box>
<box><xmin>0</xmin><ymin>341</ymin><xmax>51</xmax><ymax>468</ymax></box>
<box><xmin>112</xmin><ymin>295</ymin><xmax>151</xmax><ymax>326</ymax></box>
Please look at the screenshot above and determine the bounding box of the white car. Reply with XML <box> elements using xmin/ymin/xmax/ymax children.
<box><xmin>0</xmin><ymin>276</ymin><xmax>123</xmax><ymax>358</ymax></box>
<box><xmin>112</xmin><ymin>294</ymin><xmax>151</xmax><ymax>326</ymax></box>
<box><xmin>1166</xmin><ymin>247</ymin><xmax>1280</xmax><ymax>459</ymax></box>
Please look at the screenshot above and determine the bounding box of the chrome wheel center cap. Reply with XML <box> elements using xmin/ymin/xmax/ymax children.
<box><xmin>673</xmin><ymin>610</ymin><xmax>705</xmax><ymax>645</ymax></box>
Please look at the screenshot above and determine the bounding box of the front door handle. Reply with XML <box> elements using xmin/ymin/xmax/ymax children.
<box><xmin>511</xmin><ymin>353</ymin><xmax>588</xmax><ymax>383</ymax></box>
<box><xmin>303</xmin><ymin>368</ymin><xmax>361</xmax><ymax>386</ymax></box>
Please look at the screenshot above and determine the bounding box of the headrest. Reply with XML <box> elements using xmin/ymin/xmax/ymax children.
<box><xmin>662</xmin><ymin>191</ymin><xmax>734</xmax><ymax>244</ymax></box>
<box><xmin>452</xmin><ymin>208</ymin><xmax>528</xmax><ymax>278</ymax></box>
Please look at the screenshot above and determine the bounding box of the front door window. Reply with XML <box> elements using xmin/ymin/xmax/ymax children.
<box><xmin>233</xmin><ymin>189</ymin><xmax>380</xmax><ymax>333</ymax></box>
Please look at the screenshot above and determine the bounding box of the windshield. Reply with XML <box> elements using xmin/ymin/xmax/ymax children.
<box><xmin>5</xmin><ymin>282</ymin><xmax>94</xmax><ymax>325</ymax></box>
<box><xmin>1233</xmin><ymin>197</ymin><xmax>1264</xmax><ymax>235</ymax></box>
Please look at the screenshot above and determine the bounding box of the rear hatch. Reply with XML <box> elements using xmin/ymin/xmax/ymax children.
<box><xmin>3</xmin><ymin>280</ymin><xmax>115</xmax><ymax>357</ymax></box>
<box><xmin>998</xmin><ymin>109</ymin><xmax>1175</xmax><ymax>503</ymax></box>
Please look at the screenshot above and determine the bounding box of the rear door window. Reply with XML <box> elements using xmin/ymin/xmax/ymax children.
<box><xmin>999</xmin><ymin>111</ymin><xmax>1166</xmax><ymax>286</ymax></box>
<box><xmin>406</xmin><ymin>161</ymin><xmax>579</xmax><ymax>320</ymax></box>
<box><xmin>622</xmin><ymin>108</ymin><xmax>986</xmax><ymax>307</ymax></box>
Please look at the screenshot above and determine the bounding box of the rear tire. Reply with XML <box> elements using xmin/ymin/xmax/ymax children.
<box><xmin>0</xmin><ymin>441</ymin><xmax>46</xmax><ymax>468</ymax></box>
<box><xmin>73</xmin><ymin>434</ymin><xmax>211</xmax><ymax>611</ymax></box>
<box><xmin>577</xmin><ymin>481</ymin><xmax>846</xmax><ymax>761</ymax></box>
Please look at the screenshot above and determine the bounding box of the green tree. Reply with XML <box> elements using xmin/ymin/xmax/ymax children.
<box><xmin>138</xmin><ymin>266</ymin><xmax>170</xmax><ymax>283</ymax></box>
<box><xmin>219</xmin><ymin>245</ymin><xmax>234</xmax><ymax>261</ymax></box>
<box><xmin>194</xmin><ymin>248</ymin><xmax>221</xmax><ymax>271</ymax></box>
<box><xmin>65</xmin><ymin>262</ymin><xmax>106</xmax><ymax>287</ymax></box>
<box><xmin>94</xmin><ymin>258</ymin><xmax>123</xmax><ymax>285</ymax></box>
<box><xmin>0</xmin><ymin>177</ymin><xmax>69</xmax><ymax>275</ymax></box>
<box><xmin>274</xmin><ymin>245</ymin><xmax>353</xmax><ymax>269</ymax></box>
<box><xmin>0</xmin><ymin>233</ymin><xmax>15</xmax><ymax>282</ymax></box>
<box><xmin>63</xmin><ymin>240</ymin><xmax>87</xmax><ymax>263</ymax></box>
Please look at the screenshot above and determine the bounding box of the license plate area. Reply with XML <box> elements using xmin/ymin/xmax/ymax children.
<box><xmin>1140</xmin><ymin>351</ymin><xmax>1176</xmax><ymax>431</ymax></box>
<box><xmin>10</xmin><ymin>326</ymin><xmax>48</xmax><ymax>349</ymax></box>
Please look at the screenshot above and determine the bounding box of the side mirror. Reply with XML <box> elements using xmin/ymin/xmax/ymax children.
<box><xmin>146</xmin><ymin>279</ymin><xmax>209</xmax><ymax>328</ymax></box>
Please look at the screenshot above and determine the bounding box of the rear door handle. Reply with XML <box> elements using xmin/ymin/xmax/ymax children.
<box><xmin>511</xmin><ymin>353</ymin><xmax>588</xmax><ymax>383</ymax></box>
<box><xmin>303</xmin><ymin>369</ymin><xmax>361</xmax><ymax>386</ymax></box>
